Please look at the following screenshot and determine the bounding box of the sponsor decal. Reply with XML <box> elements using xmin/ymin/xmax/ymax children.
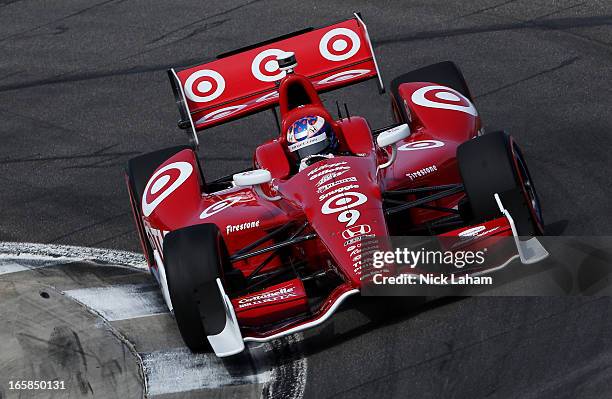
<box><xmin>315</xmin><ymin>169</ymin><xmax>351</xmax><ymax>187</ymax></box>
<box><xmin>288</xmin><ymin>133</ymin><xmax>327</xmax><ymax>152</ymax></box>
<box><xmin>458</xmin><ymin>225</ymin><xmax>500</xmax><ymax>238</ymax></box>
<box><xmin>255</xmin><ymin>91</ymin><xmax>279</xmax><ymax>103</ymax></box>
<box><xmin>407</xmin><ymin>165</ymin><xmax>437</xmax><ymax>181</ymax></box>
<box><xmin>237</xmin><ymin>287</ymin><xmax>297</xmax><ymax>309</ymax></box>
<box><xmin>318</xmin><ymin>184</ymin><xmax>360</xmax><ymax>201</ymax></box>
<box><xmin>309</xmin><ymin>160</ymin><xmax>374</xmax><ymax>275</ymax></box>
<box><xmin>321</xmin><ymin>191</ymin><xmax>368</xmax><ymax>215</ymax></box>
<box><xmin>319</xmin><ymin>27</ymin><xmax>361</xmax><ymax>61</ymax></box>
<box><xmin>347</xmin><ymin>241</ymin><xmax>379</xmax><ymax>258</ymax></box>
<box><xmin>345</xmin><ymin>236</ymin><xmax>379</xmax><ymax>274</ymax></box>
<box><xmin>309</xmin><ymin>165</ymin><xmax>351</xmax><ymax>180</ymax></box>
<box><xmin>194</xmin><ymin>90</ymin><xmax>280</xmax><ymax>126</ymax></box>
<box><xmin>317</xmin><ymin>69</ymin><xmax>370</xmax><ymax>84</ymax></box>
<box><xmin>199</xmin><ymin>194</ymin><xmax>255</xmax><ymax>219</ymax></box>
<box><xmin>344</xmin><ymin>234</ymin><xmax>375</xmax><ymax>246</ymax></box>
<box><xmin>346</xmin><ymin>241</ymin><xmax>377</xmax><ymax>254</ymax></box>
<box><xmin>411</xmin><ymin>85</ymin><xmax>477</xmax><ymax>116</ymax></box>
<box><xmin>307</xmin><ymin>161</ymin><xmax>348</xmax><ymax>176</ymax></box>
<box><xmin>251</xmin><ymin>48</ymin><xmax>289</xmax><ymax>82</ymax></box>
<box><xmin>184</xmin><ymin>69</ymin><xmax>225</xmax><ymax>103</ymax></box>
<box><xmin>342</xmin><ymin>224</ymin><xmax>372</xmax><ymax>240</ymax></box>
<box><xmin>226</xmin><ymin>220</ymin><xmax>260</xmax><ymax>234</ymax></box>
<box><xmin>142</xmin><ymin>161</ymin><xmax>193</xmax><ymax>217</ymax></box>
<box><xmin>317</xmin><ymin>176</ymin><xmax>357</xmax><ymax>193</ymax></box>
<box><xmin>452</xmin><ymin>225</ymin><xmax>501</xmax><ymax>249</ymax></box>
<box><xmin>197</xmin><ymin>104</ymin><xmax>247</xmax><ymax>123</ymax></box>
<box><xmin>398</xmin><ymin>140</ymin><xmax>445</xmax><ymax>151</ymax></box>
<box><xmin>458</xmin><ymin>226</ymin><xmax>486</xmax><ymax>237</ymax></box>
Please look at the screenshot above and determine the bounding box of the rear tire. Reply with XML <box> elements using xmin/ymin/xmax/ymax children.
<box><xmin>390</xmin><ymin>61</ymin><xmax>473</xmax><ymax>123</ymax></box>
<box><xmin>457</xmin><ymin>131</ymin><xmax>544</xmax><ymax>236</ymax></box>
<box><xmin>163</xmin><ymin>224</ymin><xmax>229</xmax><ymax>352</ymax></box>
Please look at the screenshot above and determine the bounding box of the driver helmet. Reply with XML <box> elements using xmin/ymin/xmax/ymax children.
<box><xmin>286</xmin><ymin>115</ymin><xmax>337</xmax><ymax>162</ymax></box>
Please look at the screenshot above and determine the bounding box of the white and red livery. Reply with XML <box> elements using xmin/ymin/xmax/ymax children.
<box><xmin>126</xmin><ymin>14</ymin><xmax>547</xmax><ymax>357</ymax></box>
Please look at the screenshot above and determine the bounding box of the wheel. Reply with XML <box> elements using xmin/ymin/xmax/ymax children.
<box><xmin>390</xmin><ymin>61</ymin><xmax>473</xmax><ymax>123</ymax></box>
<box><xmin>163</xmin><ymin>223</ymin><xmax>229</xmax><ymax>352</ymax></box>
<box><xmin>457</xmin><ymin>131</ymin><xmax>544</xmax><ymax>236</ymax></box>
<box><xmin>125</xmin><ymin>145</ymin><xmax>194</xmax><ymax>270</ymax></box>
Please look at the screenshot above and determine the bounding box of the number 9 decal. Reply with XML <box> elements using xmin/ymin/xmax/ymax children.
<box><xmin>338</xmin><ymin>209</ymin><xmax>360</xmax><ymax>227</ymax></box>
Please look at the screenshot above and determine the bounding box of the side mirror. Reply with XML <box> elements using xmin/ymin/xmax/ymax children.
<box><xmin>377</xmin><ymin>124</ymin><xmax>411</xmax><ymax>148</ymax></box>
<box><xmin>233</xmin><ymin>169</ymin><xmax>272</xmax><ymax>187</ymax></box>
<box><xmin>233</xmin><ymin>169</ymin><xmax>281</xmax><ymax>201</ymax></box>
<box><xmin>376</xmin><ymin>124</ymin><xmax>410</xmax><ymax>170</ymax></box>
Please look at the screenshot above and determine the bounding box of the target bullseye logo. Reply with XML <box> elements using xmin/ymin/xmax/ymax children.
<box><xmin>318</xmin><ymin>69</ymin><xmax>370</xmax><ymax>85</ymax></box>
<box><xmin>184</xmin><ymin>69</ymin><xmax>225</xmax><ymax>103</ymax></box>
<box><xmin>398</xmin><ymin>140</ymin><xmax>445</xmax><ymax>151</ymax></box>
<box><xmin>411</xmin><ymin>85</ymin><xmax>477</xmax><ymax>116</ymax></box>
<box><xmin>319</xmin><ymin>28</ymin><xmax>361</xmax><ymax>61</ymax></box>
<box><xmin>197</xmin><ymin>105</ymin><xmax>247</xmax><ymax>124</ymax></box>
<box><xmin>322</xmin><ymin>192</ymin><xmax>368</xmax><ymax>214</ymax></box>
<box><xmin>200</xmin><ymin>196</ymin><xmax>244</xmax><ymax>219</ymax></box>
<box><xmin>251</xmin><ymin>49</ymin><xmax>288</xmax><ymax>82</ymax></box>
<box><xmin>142</xmin><ymin>162</ymin><xmax>193</xmax><ymax>217</ymax></box>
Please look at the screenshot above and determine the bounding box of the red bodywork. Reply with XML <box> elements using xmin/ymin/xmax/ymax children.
<box><xmin>131</xmin><ymin>15</ymin><xmax>516</xmax><ymax>342</ymax></box>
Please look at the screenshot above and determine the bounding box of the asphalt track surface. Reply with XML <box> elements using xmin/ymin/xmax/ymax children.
<box><xmin>0</xmin><ymin>0</ymin><xmax>611</xmax><ymax>398</ymax></box>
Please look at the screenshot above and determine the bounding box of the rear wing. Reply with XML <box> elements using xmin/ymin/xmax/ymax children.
<box><xmin>168</xmin><ymin>13</ymin><xmax>383</xmax><ymax>145</ymax></box>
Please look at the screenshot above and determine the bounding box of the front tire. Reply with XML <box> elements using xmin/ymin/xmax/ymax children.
<box><xmin>163</xmin><ymin>224</ymin><xmax>229</xmax><ymax>352</ymax></box>
<box><xmin>457</xmin><ymin>131</ymin><xmax>544</xmax><ymax>235</ymax></box>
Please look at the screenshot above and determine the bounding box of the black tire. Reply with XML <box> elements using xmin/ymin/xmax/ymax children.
<box><xmin>390</xmin><ymin>61</ymin><xmax>473</xmax><ymax>123</ymax></box>
<box><xmin>163</xmin><ymin>224</ymin><xmax>229</xmax><ymax>352</ymax></box>
<box><xmin>457</xmin><ymin>131</ymin><xmax>544</xmax><ymax>236</ymax></box>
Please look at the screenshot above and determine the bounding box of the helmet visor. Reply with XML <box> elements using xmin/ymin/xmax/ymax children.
<box><xmin>287</xmin><ymin>133</ymin><xmax>330</xmax><ymax>160</ymax></box>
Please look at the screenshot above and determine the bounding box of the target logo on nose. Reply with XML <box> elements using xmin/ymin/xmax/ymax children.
<box><xmin>184</xmin><ymin>69</ymin><xmax>225</xmax><ymax>103</ymax></box>
<box><xmin>251</xmin><ymin>49</ymin><xmax>288</xmax><ymax>82</ymax></box>
<box><xmin>319</xmin><ymin>28</ymin><xmax>361</xmax><ymax>61</ymax></box>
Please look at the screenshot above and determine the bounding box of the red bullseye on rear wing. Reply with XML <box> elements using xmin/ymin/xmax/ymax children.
<box><xmin>168</xmin><ymin>14</ymin><xmax>383</xmax><ymax>141</ymax></box>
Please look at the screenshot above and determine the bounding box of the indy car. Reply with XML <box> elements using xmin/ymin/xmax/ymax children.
<box><xmin>125</xmin><ymin>14</ymin><xmax>547</xmax><ymax>357</ymax></box>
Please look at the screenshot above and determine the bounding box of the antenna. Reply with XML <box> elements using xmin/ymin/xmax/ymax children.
<box><xmin>344</xmin><ymin>103</ymin><xmax>351</xmax><ymax>121</ymax></box>
<box><xmin>336</xmin><ymin>101</ymin><xmax>343</xmax><ymax>120</ymax></box>
<box><xmin>276</xmin><ymin>52</ymin><xmax>297</xmax><ymax>74</ymax></box>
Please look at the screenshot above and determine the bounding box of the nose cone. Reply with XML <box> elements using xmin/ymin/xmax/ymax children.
<box><xmin>278</xmin><ymin>156</ymin><xmax>388</xmax><ymax>286</ymax></box>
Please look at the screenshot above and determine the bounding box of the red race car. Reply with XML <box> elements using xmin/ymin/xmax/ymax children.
<box><xmin>125</xmin><ymin>14</ymin><xmax>547</xmax><ymax>357</ymax></box>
